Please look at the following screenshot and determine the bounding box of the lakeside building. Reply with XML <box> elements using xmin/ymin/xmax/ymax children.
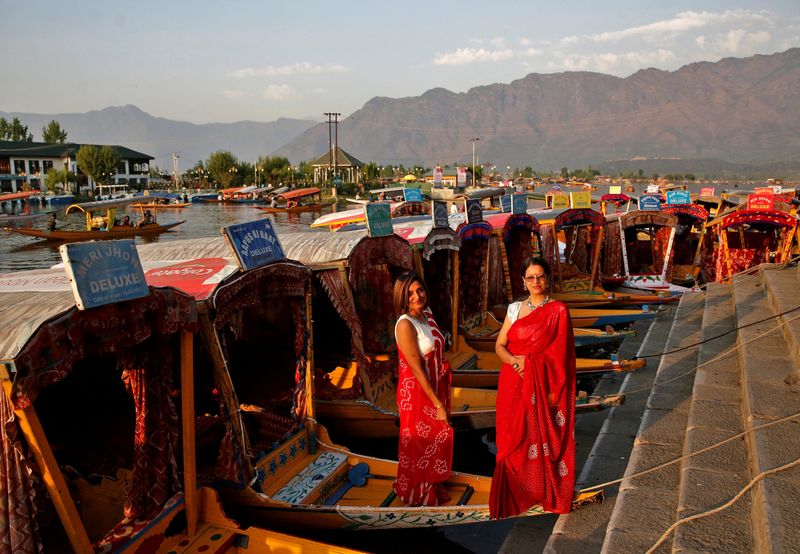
<box><xmin>310</xmin><ymin>146</ymin><xmax>364</xmax><ymax>185</ymax></box>
<box><xmin>0</xmin><ymin>141</ymin><xmax>153</xmax><ymax>194</ymax></box>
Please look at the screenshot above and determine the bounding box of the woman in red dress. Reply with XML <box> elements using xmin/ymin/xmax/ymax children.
<box><xmin>490</xmin><ymin>257</ymin><xmax>576</xmax><ymax>518</ymax></box>
<box><xmin>392</xmin><ymin>271</ymin><xmax>453</xmax><ymax>506</ymax></box>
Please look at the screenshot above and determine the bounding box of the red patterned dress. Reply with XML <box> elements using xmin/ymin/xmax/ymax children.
<box><xmin>490</xmin><ymin>300</ymin><xmax>576</xmax><ymax>518</ymax></box>
<box><xmin>393</xmin><ymin>308</ymin><xmax>453</xmax><ymax>505</ymax></box>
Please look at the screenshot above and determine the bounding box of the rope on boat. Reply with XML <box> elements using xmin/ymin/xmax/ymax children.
<box><xmin>622</xmin><ymin>311</ymin><xmax>800</xmax><ymax>397</ymax></box>
<box><xmin>644</xmin><ymin>454</ymin><xmax>800</xmax><ymax>553</ymax></box>
<box><xmin>631</xmin><ymin>255</ymin><xmax>800</xmax><ymax>360</ymax></box>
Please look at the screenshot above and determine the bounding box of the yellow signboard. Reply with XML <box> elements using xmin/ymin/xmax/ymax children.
<box><xmin>609</xmin><ymin>185</ymin><xmax>622</xmax><ymax>194</ymax></box>
<box><xmin>570</xmin><ymin>191</ymin><xmax>592</xmax><ymax>209</ymax></box>
<box><xmin>550</xmin><ymin>194</ymin><xmax>570</xmax><ymax>209</ymax></box>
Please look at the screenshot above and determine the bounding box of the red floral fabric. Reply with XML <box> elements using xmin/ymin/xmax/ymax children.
<box><xmin>490</xmin><ymin>301</ymin><xmax>576</xmax><ymax>518</ymax></box>
<box><xmin>0</xmin><ymin>392</ymin><xmax>40</xmax><ymax>554</ymax></box>
<box><xmin>394</xmin><ymin>309</ymin><xmax>453</xmax><ymax>506</ymax></box>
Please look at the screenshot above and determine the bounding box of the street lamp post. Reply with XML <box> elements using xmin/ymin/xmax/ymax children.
<box><xmin>470</xmin><ymin>138</ymin><xmax>480</xmax><ymax>186</ymax></box>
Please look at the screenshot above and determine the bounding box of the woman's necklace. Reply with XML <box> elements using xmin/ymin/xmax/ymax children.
<box><xmin>526</xmin><ymin>296</ymin><xmax>550</xmax><ymax>311</ymax></box>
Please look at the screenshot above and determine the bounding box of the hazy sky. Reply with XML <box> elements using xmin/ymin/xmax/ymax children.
<box><xmin>3</xmin><ymin>1</ymin><xmax>798</xmax><ymax>125</ymax></box>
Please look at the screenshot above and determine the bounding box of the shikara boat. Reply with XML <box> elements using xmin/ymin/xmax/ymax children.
<box><xmin>189</xmin><ymin>259</ymin><xmax>601</xmax><ymax>531</ymax></box>
<box><xmin>661</xmin><ymin>202</ymin><xmax>709</xmax><ymax>286</ymax></box>
<box><xmin>449</xmin><ymin>337</ymin><xmax>645</xmax><ymax>388</ymax></box>
<box><xmin>311</xmin><ymin>199</ymin><xmax>429</xmax><ymax>231</ymax></box>
<box><xmin>257</xmin><ymin>187</ymin><xmax>326</xmax><ymax>212</ymax></box>
<box><xmin>601</xmin><ymin>209</ymin><xmax>691</xmax><ymax>294</ymax></box>
<box><xmin>0</xmin><ymin>272</ymin><xmax>355</xmax><ymax>553</ymax></box>
<box><xmin>537</xmin><ymin>207</ymin><xmax>607</xmax><ymax>293</ymax></box>
<box><xmin>130</xmin><ymin>200</ymin><xmax>190</xmax><ymax>209</ymax></box>
<box><xmin>2</xmin><ymin>196</ymin><xmax>185</xmax><ymax>241</ymax></box>
<box><xmin>708</xmin><ymin>203</ymin><xmax>797</xmax><ymax>283</ymax></box>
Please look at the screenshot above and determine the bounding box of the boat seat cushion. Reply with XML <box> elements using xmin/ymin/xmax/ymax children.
<box><xmin>272</xmin><ymin>451</ymin><xmax>348</xmax><ymax>504</ymax></box>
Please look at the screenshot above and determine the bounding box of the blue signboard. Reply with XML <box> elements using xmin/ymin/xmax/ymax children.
<box><xmin>666</xmin><ymin>190</ymin><xmax>691</xmax><ymax>205</ymax></box>
<box><xmin>639</xmin><ymin>194</ymin><xmax>662</xmax><ymax>211</ymax></box>
<box><xmin>512</xmin><ymin>193</ymin><xmax>527</xmax><ymax>215</ymax></box>
<box><xmin>222</xmin><ymin>217</ymin><xmax>286</xmax><ymax>271</ymax></box>
<box><xmin>59</xmin><ymin>239</ymin><xmax>149</xmax><ymax>310</ymax></box>
<box><xmin>500</xmin><ymin>194</ymin><xmax>512</xmax><ymax>213</ymax></box>
<box><xmin>403</xmin><ymin>188</ymin><xmax>423</xmax><ymax>202</ymax></box>
<box><xmin>365</xmin><ymin>202</ymin><xmax>393</xmax><ymax>237</ymax></box>
<box><xmin>432</xmin><ymin>201</ymin><xmax>449</xmax><ymax>228</ymax></box>
<box><xmin>466</xmin><ymin>198</ymin><xmax>483</xmax><ymax>224</ymax></box>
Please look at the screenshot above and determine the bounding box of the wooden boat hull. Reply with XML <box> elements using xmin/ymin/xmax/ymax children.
<box><xmin>130</xmin><ymin>202</ymin><xmax>189</xmax><ymax>209</ymax></box>
<box><xmin>257</xmin><ymin>203</ymin><xmax>326</xmax><ymax>213</ymax></box>
<box><xmin>483</xmin><ymin>305</ymin><xmax>659</xmax><ymax>328</ymax></box>
<box><xmin>217</xmin><ymin>428</ymin><xmax>603</xmax><ymax>531</ymax></box>
<box><xmin>453</xmin><ymin>351</ymin><xmax>645</xmax><ymax>388</ymax></box>
<box><xmin>317</xmin><ymin>385</ymin><xmax>497</xmax><ymax>439</ymax></box>
<box><xmin>464</xmin><ymin>325</ymin><xmax>634</xmax><ymax>351</ymax></box>
<box><xmin>3</xmin><ymin>220</ymin><xmax>185</xmax><ymax>240</ymax></box>
<box><xmin>102</xmin><ymin>487</ymin><xmax>359</xmax><ymax>553</ymax></box>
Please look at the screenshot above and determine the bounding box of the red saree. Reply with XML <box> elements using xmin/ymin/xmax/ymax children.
<box><xmin>490</xmin><ymin>300</ymin><xmax>576</xmax><ymax>518</ymax></box>
<box><xmin>394</xmin><ymin>309</ymin><xmax>454</xmax><ymax>505</ymax></box>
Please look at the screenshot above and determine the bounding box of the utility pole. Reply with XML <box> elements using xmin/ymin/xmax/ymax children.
<box><xmin>323</xmin><ymin>113</ymin><xmax>335</xmax><ymax>185</ymax></box>
<box><xmin>470</xmin><ymin>138</ymin><xmax>480</xmax><ymax>186</ymax></box>
<box><xmin>172</xmin><ymin>152</ymin><xmax>181</xmax><ymax>189</ymax></box>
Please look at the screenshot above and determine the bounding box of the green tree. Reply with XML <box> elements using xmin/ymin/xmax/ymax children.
<box><xmin>255</xmin><ymin>155</ymin><xmax>291</xmax><ymax>184</ymax></box>
<box><xmin>0</xmin><ymin>117</ymin><xmax>33</xmax><ymax>141</ymax></box>
<box><xmin>561</xmin><ymin>166</ymin><xmax>570</xmax><ymax>178</ymax></box>
<box><xmin>41</xmin><ymin>120</ymin><xmax>68</xmax><ymax>143</ymax></box>
<box><xmin>205</xmin><ymin>150</ymin><xmax>239</xmax><ymax>187</ymax></box>
<box><xmin>45</xmin><ymin>167</ymin><xmax>76</xmax><ymax>193</ymax></box>
<box><xmin>76</xmin><ymin>144</ymin><xmax>120</xmax><ymax>187</ymax></box>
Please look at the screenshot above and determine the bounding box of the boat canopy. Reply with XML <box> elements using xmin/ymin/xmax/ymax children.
<box><xmin>278</xmin><ymin>187</ymin><xmax>321</xmax><ymax>201</ymax></box>
<box><xmin>219</xmin><ymin>186</ymin><xmax>245</xmax><ymax>195</ymax></box>
<box><xmin>0</xmin><ymin>191</ymin><xmax>39</xmax><ymax>202</ymax></box>
<box><xmin>65</xmin><ymin>196</ymin><xmax>147</xmax><ymax>214</ymax></box>
<box><xmin>607</xmin><ymin>210</ymin><xmax>677</xmax><ymax>230</ymax></box>
<box><xmin>368</xmin><ymin>186</ymin><xmax>408</xmax><ymax>197</ymax></box>
<box><xmin>662</xmin><ymin>203</ymin><xmax>709</xmax><ymax>222</ymax></box>
<box><xmin>720</xmin><ymin>209</ymin><xmax>797</xmax><ymax>230</ymax></box>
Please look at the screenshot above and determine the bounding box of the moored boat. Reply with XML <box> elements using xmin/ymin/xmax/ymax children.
<box><xmin>3</xmin><ymin>196</ymin><xmax>185</xmax><ymax>241</ymax></box>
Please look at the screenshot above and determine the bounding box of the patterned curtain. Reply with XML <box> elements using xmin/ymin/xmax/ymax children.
<box><xmin>459</xmin><ymin>238</ymin><xmax>489</xmax><ymax>328</ymax></box>
<box><xmin>487</xmin><ymin>237</ymin><xmax>505</xmax><ymax>308</ymax></box>
<box><xmin>602</xmin><ymin>221</ymin><xmax>622</xmax><ymax>277</ymax></box>
<box><xmin>0</xmin><ymin>392</ymin><xmax>40</xmax><ymax>554</ymax></box>
<box><xmin>540</xmin><ymin>224</ymin><xmax>557</xmax><ymax>271</ymax></box>
<box><xmin>653</xmin><ymin>227</ymin><xmax>675</xmax><ymax>278</ymax></box>
<box><xmin>291</xmin><ymin>302</ymin><xmax>309</xmax><ymax>422</ymax></box>
<box><xmin>317</xmin><ymin>270</ymin><xmax>370</xmax><ymax>396</ymax></box>
<box><xmin>507</xmin><ymin>228</ymin><xmax>533</xmax><ymax>300</ymax></box>
<box><xmin>423</xmin><ymin>250</ymin><xmax>453</xmax><ymax>337</ymax></box>
<box><xmin>120</xmin><ymin>340</ymin><xmax>181</xmax><ymax>521</ymax></box>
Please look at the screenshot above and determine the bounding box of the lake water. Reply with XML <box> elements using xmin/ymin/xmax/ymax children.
<box><xmin>0</xmin><ymin>181</ymin><xmax>754</xmax><ymax>274</ymax></box>
<box><xmin>0</xmin><ymin>202</ymin><xmax>330</xmax><ymax>274</ymax></box>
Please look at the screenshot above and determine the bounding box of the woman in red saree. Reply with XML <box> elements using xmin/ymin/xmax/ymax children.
<box><xmin>490</xmin><ymin>257</ymin><xmax>576</xmax><ymax>518</ymax></box>
<box><xmin>392</xmin><ymin>271</ymin><xmax>453</xmax><ymax>506</ymax></box>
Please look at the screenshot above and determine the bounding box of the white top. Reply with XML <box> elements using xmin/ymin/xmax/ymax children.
<box><xmin>507</xmin><ymin>301</ymin><xmax>522</xmax><ymax>324</ymax></box>
<box><xmin>395</xmin><ymin>313</ymin><xmax>436</xmax><ymax>356</ymax></box>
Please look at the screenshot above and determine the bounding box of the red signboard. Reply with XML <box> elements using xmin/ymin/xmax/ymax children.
<box><xmin>700</xmin><ymin>187</ymin><xmax>715</xmax><ymax>196</ymax></box>
<box><xmin>747</xmin><ymin>193</ymin><xmax>775</xmax><ymax>211</ymax></box>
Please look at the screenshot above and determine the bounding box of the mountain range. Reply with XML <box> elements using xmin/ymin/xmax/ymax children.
<box><xmin>0</xmin><ymin>106</ymin><xmax>317</xmax><ymax>170</ymax></box>
<box><xmin>3</xmin><ymin>48</ymin><xmax>800</xmax><ymax>178</ymax></box>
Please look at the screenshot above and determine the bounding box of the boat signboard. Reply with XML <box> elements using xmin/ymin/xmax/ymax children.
<box><xmin>747</xmin><ymin>193</ymin><xmax>774</xmax><ymax>211</ymax></box>
<box><xmin>570</xmin><ymin>191</ymin><xmax>592</xmax><ymax>209</ymax></box>
<box><xmin>639</xmin><ymin>194</ymin><xmax>662</xmax><ymax>211</ymax></box>
<box><xmin>432</xmin><ymin>201</ymin><xmax>449</xmax><ymax>228</ymax></box>
<box><xmin>609</xmin><ymin>185</ymin><xmax>622</xmax><ymax>194</ymax></box>
<box><xmin>512</xmin><ymin>193</ymin><xmax>527</xmax><ymax>214</ymax></box>
<box><xmin>365</xmin><ymin>202</ymin><xmax>393</xmax><ymax>237</ymax></box>
<box><xmin>700</xmin><ymin>187</ymin><xmax>715</xmax><ymax>196</ymax></box>
<box><xmin>222</xmin><ymin>217</ymin><xmax>286</xmax><ymax>270</ymax></box>
<box><xmin>666</xmin><ymin>190</ymin><xmax>691</xmax><ymax>205</ymax></box>
<box><xmin>59</xmin><ymin>239</ymin><xmax>149</xmax><ymax>310</ymax></box>
<box><xmin>466</xmin><ymin>199</ymin><xmax>483</xmax><ymax>223</ymax></box>
<box><xmin>403</xmin><ymin>188</ymin><xmax>423</xmax><ymax>202</ymax></box>
<box><xmin>500</xmin><ymin>194</ymin><xmax>512</xmax><ymax>213</ymax></box>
